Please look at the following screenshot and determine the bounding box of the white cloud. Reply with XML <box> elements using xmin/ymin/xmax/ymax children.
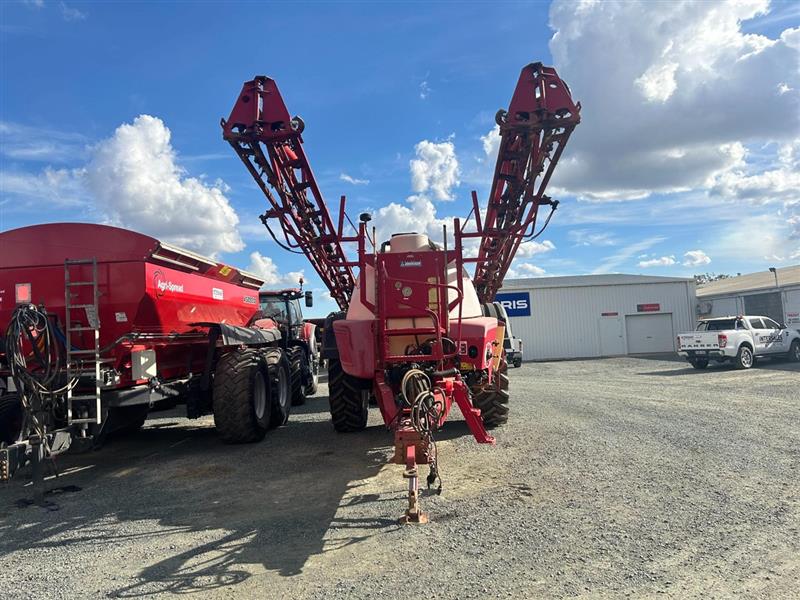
<box><xmin>547</xmin><ymin>1</ymin><xmax>800</xmax><ymax>201</ymax></box>
<box><xmin>592</xmin><ymin>236</ymin><xmax>666</xmax><ymax>274</ymax></box>
<box><xmin>60</xmin><ymin>1</ymin><xmax>86</xmax><ymax>21</ymax></box>
<box><xmin>409</xmin><ymin>139</ymin><xmax>460</xmax><ymax>201</ymax></box>
<box><xmin>638</xmin><ymin>255</ymin><xmax>676</xmax><ymax>268</ymax></box>
<box><xmin>419</xmin><ymin>80</ymin><xmax>431</xmax><ymax>100</ymax></box>
<box><xmin>0</xmin><ymin>167</ymin><xmax>87</xmax><ymax>208</ymax></box>
<box><xmin>480</xmin><ymin>125</ymin><xmax>501</xmax><ymax>163</ymax></box>
<box><xmin>247</xmin><ymin>251</ymin><xmax>304</xmax><ymax>289</ymax></box>
<box><xmin>567</xmin><ymin>229</ymin><xmax>618</xmax><ymax>246</ymax></box>
<box><xmin>506</xmin><ymin>263</ymin><xmax>546</xmax><ymax>278</ymax></box>
<box><xmin>23</xmin><ymin>0</ymin><xmax>44</xmax><ymax>9</ymax></box>
<box><xmin>0</xmin><ymin>121</ymin><xmax>87</xmax><ymax>162</ymax></box>
<box><xmin>339</xmin><ymin>173</ymin><xmax>369</xmax><ymax>185</ymax></box>
<box><xmin>84</xmin><ymin>115</ymin><xmax>244</xmax><ymax>257</ymax></box>
<box><xmin>516</xmin><ymin>240</ymin><xmax>555</xmax><ymax>258</ymax></box>
<box><xmin>683</xmin><ymin>250</ymin><xmax>712</xmax><ymax>267</ymax></box>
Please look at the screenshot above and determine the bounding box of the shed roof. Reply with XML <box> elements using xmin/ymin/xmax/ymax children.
<box><xmin>502</xmin><ymin>273</ymin><xmax>693</xmax><ymax>290</ymax></box>
<box><xmin>696</xmin><ymin>265</ymin><xmax>800</xmax><ymax>298</ymax></box>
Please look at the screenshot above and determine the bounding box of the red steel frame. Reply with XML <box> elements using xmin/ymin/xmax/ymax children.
<box><xmin>468</xmin><ymin>62</ymin><xmax>581</xmax><ymax>303</ymax></box>
<box><xmin>221</xmin><ymin>77</ymin><xmax>356</xmax><ymax>310</ymax></box>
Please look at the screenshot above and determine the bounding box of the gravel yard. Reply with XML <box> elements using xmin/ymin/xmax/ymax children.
<box><xmin>1</xmin><ymin>355</ymin><xmax>798</xmax><ymax>599</ymax></box>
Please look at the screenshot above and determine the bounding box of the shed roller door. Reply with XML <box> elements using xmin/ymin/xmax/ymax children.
<box><xmin>625</xmin><ymin>313</ymin><xmax>674</xmax><ymax>354</ymax></box>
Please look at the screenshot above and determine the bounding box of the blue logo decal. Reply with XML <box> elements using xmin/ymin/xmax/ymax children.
<box><xmin>496</xmin><ymin>292</ymin><xmax>531</xmax><ymax>317</ymax></box>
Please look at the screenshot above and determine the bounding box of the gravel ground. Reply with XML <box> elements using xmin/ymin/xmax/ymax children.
<box><xmin>1</xmin><ymin>355</ymin><xmax>798</xmax><ymax>599</ymax></box>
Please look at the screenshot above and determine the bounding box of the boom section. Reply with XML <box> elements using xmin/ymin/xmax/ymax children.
<box><xmin>471</xmin><ymin>63</ymin><xmax>580</xmax><ymax>303</ymax></box>
<box><xmin>222</xmin><ymin>76</ymin><xmax>354</xmax><ymax>310</ymax></box>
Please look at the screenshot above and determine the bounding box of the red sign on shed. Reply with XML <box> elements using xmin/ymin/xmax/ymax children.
<box><xmin>636</xmin><ymin>303</ymin><xmax>661</xmax><ymax>312</ymax></box>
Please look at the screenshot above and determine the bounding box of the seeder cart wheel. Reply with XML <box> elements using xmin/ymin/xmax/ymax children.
<box><xmin>213</xmin><ymin>349</ymin><xmax>271</xmax><ymax>443</ymax></box>
<box><xmin>328</xmin><ymin>358</ymin><xmax>369</xmax><ymax>432</ymax></box>
<box><xmin>471</xmin><ymin>359</ymin><xmax>510</xmax><ymax>428</ymax></box>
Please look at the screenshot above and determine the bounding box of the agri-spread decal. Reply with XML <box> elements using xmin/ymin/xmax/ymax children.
<box><xmin>153</xmin><ymin>270</ymin><xmax>185</xmax><ymax>298</ymax></box>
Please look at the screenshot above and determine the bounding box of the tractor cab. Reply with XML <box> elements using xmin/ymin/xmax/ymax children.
<box><xmin>258</xmin><ymin>288</ymin><xmax>313</xmax><ymax>343</ymax></box>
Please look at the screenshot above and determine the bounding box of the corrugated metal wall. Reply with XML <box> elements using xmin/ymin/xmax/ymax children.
<box><xmin>704</xmin><ymin>285</ymin><xmax>800</xmax><ymax>333</ymax></box>
<box><xmin>506</xmin><ymin>281</ymin><xmax>696</xmax><ymax>360</ymax></box>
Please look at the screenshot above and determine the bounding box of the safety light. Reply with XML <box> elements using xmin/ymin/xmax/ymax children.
<box><xmin>15</xmin><ymin>283</ymin><xmax>32</xmax><ymax>304</ymax></box>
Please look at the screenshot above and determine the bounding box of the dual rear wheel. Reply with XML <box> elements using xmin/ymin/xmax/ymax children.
<box><xmin>212</xmin><ymin>347</ymin><xmax>291</xmax><ymax>443</ymax></box>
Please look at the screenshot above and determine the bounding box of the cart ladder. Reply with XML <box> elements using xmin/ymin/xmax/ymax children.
<box><xmin>64</xmin><ymin>258</ymin><xmax>102</xmax><ymax>426</ymax></box>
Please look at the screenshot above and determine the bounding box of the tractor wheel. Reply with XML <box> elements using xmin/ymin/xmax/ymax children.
<box><xmin>305</xmin><ymin>359</ymin><xmax>319</xmax><ymax>396</ymax></box>
<box><xmin>288</xmin><ymin>347</ymin><xmax>306</xmax><ymax>406</ymax></box>
<box><xmin>213</xmin><ymin>348</ymin><xmax>271</xmax><ymax>443</ymax></box>
<box><xmin>471</xmin><ymin>359</ymin><xmax>510</xmax><ymax>428</ymax></box>
<box><xmin>0</xmin><ymin>393</ymin><xmax>23</xmax><ymax>446</ymax></box>
<box><xmin>328</xmin><ymin>358</ymin><xmax>369</xmax><ymax>432</ymax></box>
<box><xmin>263</xmin><ymin>348</ymin><xmax>291</xmax><ymax>428</ymax></box>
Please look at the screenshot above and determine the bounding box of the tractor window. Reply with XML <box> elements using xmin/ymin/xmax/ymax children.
<box><xmin>289</xmin><ymin>299</ymin><xmax>302</xmax><ymax>323</ymax></box>
<box><xmin>260</xmin><ymin>297</ymin><xmax>288</xmax><ymax>322</ymax></box>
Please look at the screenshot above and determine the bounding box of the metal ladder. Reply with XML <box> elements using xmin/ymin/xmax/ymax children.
<box><xmin>64</xmin><ymin>258</ymin><xmax>102</xmax><ymax>426</ymax></box>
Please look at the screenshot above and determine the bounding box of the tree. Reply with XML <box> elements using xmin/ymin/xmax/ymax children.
<box><xmin>694</xmin><ymin>272</ymin><xmax>733</xmax><ymax>285</ymax></box>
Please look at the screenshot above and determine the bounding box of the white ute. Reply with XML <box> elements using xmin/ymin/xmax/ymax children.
<box><xmin>677</xmin><ymin>315</ymin><xmax>800</xmax><ymax>370</ymax></box>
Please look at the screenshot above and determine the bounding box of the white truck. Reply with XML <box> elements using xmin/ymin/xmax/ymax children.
<box><xmin>677</xmin><ymin>315</ymin><xmax>800</xmax><ymax>370</ymax></box>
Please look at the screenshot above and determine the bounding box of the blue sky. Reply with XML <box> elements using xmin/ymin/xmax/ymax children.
<box><xmin>1</xmin><ymin>0</ymin><xmax>799</xmax><ymax>317</ymax></box>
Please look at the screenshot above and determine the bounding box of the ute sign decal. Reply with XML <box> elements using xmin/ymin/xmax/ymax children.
<box><xmin>496</xmin><ymin>291</ymin><xmax>531</xmax><ymax>317</ymax></box>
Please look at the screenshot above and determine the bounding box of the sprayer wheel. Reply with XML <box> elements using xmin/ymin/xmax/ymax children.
<box><xmin>288</xmin><ymin>347</ymin><xmax>307</xmax><ymax>406</ymax></box>
<box><xmin>0</xmin><ymin>393</ymin><xmax>23</xmax><ymax>446</ymax></box>
<box><xmin>328</xmin><ymin>358</ymin><xmax>369</xmax><ymax>432</ymax></box>
<box><xmin>213</xmin><ymin>348</ymin><xmax>271</xmax><ymax>443</ymax></box>
<box><xmin>471</xmin><ymin>359</ymin><xmax>510</xmax><ymax>428</ymax></box>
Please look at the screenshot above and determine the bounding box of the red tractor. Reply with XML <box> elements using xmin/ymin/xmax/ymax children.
<box><xmin>258</xmin><ymin>286</ymin><xmax>319</xmax><ymax>405</ymax></box>
<box><xmin>223</xmin><ymin>61</ymin><xmax>581</xmax><ymax>521</ymax></box>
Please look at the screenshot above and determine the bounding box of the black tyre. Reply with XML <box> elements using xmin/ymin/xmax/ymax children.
<box><xmin>305</xmin><ymin>349</ymin><xmax>319</xmax><ymax>396</ymax></box>
<box><xmin>263</xmin><ymin>348</ymin><xmax>291</xmax><ymax>428</ymax></box>
<box><xmin>690</xmin><ymin>358</ymin><xmax>709</xmax><ymax>370</ymax></box>
<box><xmin>471</xmin><ymin>359</ymin><xmax>510</xmax><ymax>427</ymax></box>
<box><xmin>288</xmin><ymin>347</ymin><xmax>306</xmax><ymax>406</ymax></box>
<box><xmin>513</xmin><ymin>356</ymin><xmax>522</xmax><ymax>368</ymax></box>
<box><xmin>734</xmin><ymin>345</ymin><xmax>754</xmax><ymax>370</ymax></box>
<box><xmin>213</xmin><ymin>349</ymin><xmax>271</xmax><ymax>443</ymax></box>
<box><xmin>0</xmin><ymin>393</ymin><xmax>23</xmax><ymax>446</ymax></box>
<box><xmin>328</xmin><ymin>358</ymin><xmax>369</xmax><ymax>432</ymax></box>
<box><xmin>787</xmin><ymin>340</ymin><xmax>800</xmax><ymax>363</ymax></box>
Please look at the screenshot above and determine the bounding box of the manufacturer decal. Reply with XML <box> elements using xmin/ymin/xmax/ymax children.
<box><xmin>153</xmin><ymin>270</ymin><xmax>185</xmax><ymax>298</ymax></box>
<box><xmin>400</xmin><ymin>260</ymin><xmax>422</xmax><ymax>268</ymax></box>
<box><xmin>212</xmin><ymin>287</ymin><xmax>224</xmax><ymax>301</ymax></box>
<box><xmin>243</xmin><ymin>295</ymin><xmax>257</xmax><ymax>305</ymax></box>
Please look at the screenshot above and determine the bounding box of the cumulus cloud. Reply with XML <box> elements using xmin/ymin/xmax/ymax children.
<box><xmin>638</xmin><ymin>256</ymin><xmax>677</xmax><ymax>268</ymax></box>
<box><xmin>683</xmin><ymin>249</ymin><xmax>712</xmax><ymax>267</ymax></box>
<box><xmin>548</xmin><ymin>1</ymin><xmax>800</xmax><ymax>201</ymax></box>
<box><xmin>409</xmin><ymin>139</ymin><xmax>460</xmax><ymax>201</ymax></box>
<box><xmin>84</xmin><ymin>115</ymin><xmax>244</xmax><ymax>257</ymax></box>
<box><xmin>340</xmin><ymin>173</ymin><xmax>369</xmax><ymax>185</ymax></box>
<box><xmin>247</xmin><ymin>251</ymin><xmax>304</xmax><ymax>288</ymax></box>
<box><xmin>506</xmin><ymin>263</ymin><xmax>547</xmax><ymax>278</ymax></box>
<box><xmin>516</xmin><ymin>240</ymin><xmax>555</xmax><ymax>258</ymax></box>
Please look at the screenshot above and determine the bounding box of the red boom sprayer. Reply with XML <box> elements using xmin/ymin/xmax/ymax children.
<box><xmin>221</xmin><ymin>62</ymin><xmax>581</xmax><ymax>522</ymax></box>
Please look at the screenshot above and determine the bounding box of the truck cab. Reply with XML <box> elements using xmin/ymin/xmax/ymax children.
<box><xmin>677</xmin><ymin>315</ymin><xmax>800</xmax><ymax>370</ymax></box>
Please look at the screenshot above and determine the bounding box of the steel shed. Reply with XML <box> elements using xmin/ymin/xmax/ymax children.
<box><xmin>497</xmin><ymin>274</ymin><xmax>696</xmax><ymax>361</ymax></box>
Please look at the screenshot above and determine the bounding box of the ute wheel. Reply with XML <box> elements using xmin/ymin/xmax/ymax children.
<box><xmin>0</xmin><ymin>393</ymin><xmax>23</xmax><ymax>446</ymax></box>
<box><xmin>288</xmin><ymin>347</ymin><xmax>306</xmax><ymax>406</ymax></box>
<box><xmin>690</xmin><ymin>358</ymin><xmax>709</xmax><ymax>370</ymax></box>
<box><xmin>787</xmin><ymin>340</ymin><xmax>800</xmax><ymax>363</ymax></box>
<box><xmin>328</xmin><ymin>358</ymin><xmax>369</xmax><ymax>432</ymax></box>
<box><xmin>734</xmin><ymin>345</ymin><xmax>754</xmax><ymax>370</ymax></box>
<box><xmin>472</xmin><ymin>359</ymin><xmax>510</xmax><ymax>428</ymax></box>
<box><xmin>513</xmin><ymin>356</ymin><xmax>522</xmax><ymax>368</ymax></box>
<box><xmin>213</xmin><ymin>349</ymin><xmax>271</xmax><ymax>443</ymax></box>
<box><xmin>263</xmin><ymin>348</ymin><xmax>291</xmax><ymax>428</ymax></box>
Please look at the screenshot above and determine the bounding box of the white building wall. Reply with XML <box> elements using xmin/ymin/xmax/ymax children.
<box><xmin>703</xmin><ymin>285</ymin><xmax>800</xmax><ymax>332</ymax></box>
<box><xmin>506</xmin><ymin>281</ymin><xmax>696</xmax><ymax>360</ymax></box>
